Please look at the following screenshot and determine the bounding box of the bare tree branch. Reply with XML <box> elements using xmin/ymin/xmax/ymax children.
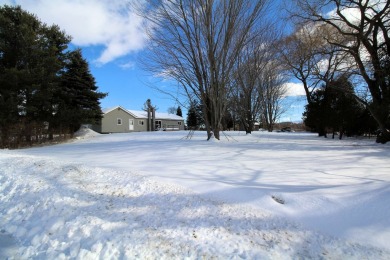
<box><xmin>135</xmin><ymin>0</ymin><xmax>269</xmax><ymax>140</ymax></box>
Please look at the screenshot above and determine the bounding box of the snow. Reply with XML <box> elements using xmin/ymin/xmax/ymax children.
<box><xmin>103</xmin><ymin>106</ymin><xmax>183</xmax><ymax>120</ymax></box>
<box><xmin>74</xmin><ymin>126</ymin><xmax>101</xmax><ymax>140</ymax></box>
<box><xmin>1</xmin><ymin>130</ymin><xmax>389</xmax><ymax>259</ymax></box>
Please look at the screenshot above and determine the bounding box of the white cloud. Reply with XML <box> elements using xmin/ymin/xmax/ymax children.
<box><xmin>284</xmin><ymin>82</ymin><xmax>307</xmax><ymax>97</ymax></box>
<box><xmin>326</xmin><ymin>0</ymin><xmax>387</xmax><ymax>27</ymax></box>
<box><xmin>119</xmin><ymin>61</ymin><xmax>136</xmax><ymax>70</ymax></box>
<box><xmin>5</xmin><ymin>0</ymin><xmax>148</xmax><ymax>65</ymax></box>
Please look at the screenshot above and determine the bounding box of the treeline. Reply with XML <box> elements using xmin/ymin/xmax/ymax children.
<box><xmin>140</xmin><ymin>1</ymin><xmax>390</xmax><ymax>143</ymax></box>
<box><xmin>139</xmin><ymin>0</ymin><xmax>389</xmax><ymax>143</ymax></box>
<box><xmin>280</xmin><ymin>1</ymin><xmax>390</xmax><ymax>143</ymax></box>
<box><xmin>303</xmin><ymin>77</ymin><xmax>377</xmax><ymax>139</ymax></box>
<box><xmin>0</xmin><ymin>6</ymin><xmax>106</xmax><ymax>148</ymax></box>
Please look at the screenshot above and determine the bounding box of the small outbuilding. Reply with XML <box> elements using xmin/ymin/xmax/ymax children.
<box><xmin>92</xmin><ymin>106</ymin><xmax>185</xmax><ymax>133</ymax></box>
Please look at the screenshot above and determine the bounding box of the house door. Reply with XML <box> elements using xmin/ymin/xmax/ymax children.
<box><xmin>129</xmin><ymin>119</ymin><xmax>134</xmax><ymax>130</ymax></box>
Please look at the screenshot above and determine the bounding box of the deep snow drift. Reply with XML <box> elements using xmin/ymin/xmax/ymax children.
<box><xmin>1</xmin><ymin>130</ymin><xmax>389</xmax><ymax>259</ymax></box>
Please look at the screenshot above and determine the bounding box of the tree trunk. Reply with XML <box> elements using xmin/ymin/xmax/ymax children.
<box><xmin>318</xmin><ymin>128</ymin><xmax>327</xmax><ymax>138</ymax></box>
<box><xmin>339</xmin><ymin>131</ymin><xmax>344</xmax><ymax>140</ymax></box>
<box><xmin>213</xmin><ymin>128</ymin><xmax>220</xmax><ymax>140</ymax></box>
<box><xmin>241</xmin><ymin>119</ymin><xmax>252</xmax><ymax>134</ymax></box>
<box><xmin>377</xmin><ymin>130</ymin><xmax>390</xmax><ymax>144</ymax></box>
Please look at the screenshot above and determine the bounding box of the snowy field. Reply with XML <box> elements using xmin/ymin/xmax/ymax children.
<box><xmin>1</xmin><ymin>130</ymin><xmax>389</xmax><ymax>259</ymax></box>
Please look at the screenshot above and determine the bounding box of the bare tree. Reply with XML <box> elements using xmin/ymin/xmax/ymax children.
<box><xmin>136</xmin><ymin>0</ymin><xmax>268</xmax><ymax>140</ymax></box>
<box><xmin>231</xmin><ymin>44</ymin><xmax>264</xmax><ymax>134</ymax></box>
<box><xmin>279</xmin><ymin>23</ymin><xmax>351</xmax><ymax>105</ymax></box>
<box><xmin>290</xmin><ymin>0</ymin><xmax>390</xmax><ymax>143</ymax></box>
<box><xmin>279</xmin><ymin>24</ymin><xmax>322</xmax><ymax>104</ymax></box>
<box><xmin>259</xmin><ymin>63</ymin><xmax>289</xmax><ymax>132</ymax></box>
<box><xmin>142</xmin><ymin>99</ymin><xmax>157</xmax><ymax>131</ymax></box>
<box><xmin>230</xmin><ymin>25</ymin><xmax>279</xmax><ymax>134</ymax></box>
<box><xmin>167</xmin><ymin>106</ymin><xmax>176</xmax><ymax>114</ymax></box>
<box><xmin>142</xmin><ymin>98</ymin><xmax>157</xmax><ymax>112</ymax></box>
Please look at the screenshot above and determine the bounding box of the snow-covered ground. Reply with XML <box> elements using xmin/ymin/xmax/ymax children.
<box><xmin>1</xmin><ymin>130</ymin><xmax>389</xmax><ymax>259</ymax></box>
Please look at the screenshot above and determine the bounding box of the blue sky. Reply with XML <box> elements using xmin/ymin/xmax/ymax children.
<box><xmin>1</xmin><ymin>0</ymin><xmax>307</xmax><ymax>122</ymax></box>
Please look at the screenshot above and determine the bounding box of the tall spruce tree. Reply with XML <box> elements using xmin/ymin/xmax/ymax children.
<box><xmin>0</xmin><ymin>5</ymin><xmax>106</xmax><ymax>147</ymax></box>
<box><xmin>0</xmin><ymin>5</ymin><xmax>71</xmax><ymax>147</ymax></box>
<box><xmin>187</xmin><ymin>104</ymin><xmax>198</xmax><ymax>130</ymax></box>
<box><xmin>303</xmin><ymin>77</ymin><xmax>366</xmax><ymax>139</ymax></box>
<box><xmin>57</xmin><ymin>49</ymin><xmax>107</xmax><ymax>134</ymax></box>
<box><xmin>186</xmin><ymin>100</ymin><xmax>204</xmax><ymax>130</ymax></box>
<box><xmin>176</xmin><ymin>106</ymin><xmax>182</xmax><ymax>117</ymax></box>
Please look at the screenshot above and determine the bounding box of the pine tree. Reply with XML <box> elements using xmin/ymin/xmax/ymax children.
<box><xmin>303</xmin><ymin>77</ymin><xmax>367</xmax><ymax>139</ymax></box>
<box><xmin>186</xmin><ymin>100</ymin><xmax>204</xmax><ymax>130</ymax></box>
<box><xmin>0</xmin><ymin>5</ymin><xmax>71</xmax><ymax>147</ymax></box>
<box><xmin>0</xmin><ymin>6</ymin><xmax>106</xmax><ymax>147</ymax></box>
<box><xmin>176</xmin><ymin>106</ymin><xmax>182</xmax><ymax>117</ymax></box>
<box><xmin>56</xmin><ymin>49</ymin><xmax>107</xmax><ymax>134</ymax></box>
<box><xmin>187</xmin><ymin>104</ymin><xmax>198</xmax><ymax>129</ymax></box>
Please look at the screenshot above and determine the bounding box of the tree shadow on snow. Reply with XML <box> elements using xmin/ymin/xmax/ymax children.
<box><xmin>3</xmin><ymin>158</ymin><xmax>387</xmax><ymax>259</ymax></box>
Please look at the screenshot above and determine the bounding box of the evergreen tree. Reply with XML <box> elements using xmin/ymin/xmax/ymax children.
<box><xmin>57</xmin><ymin>49</ymin><xmax>107</xmax><ymax>133</ymax></box>
<box><xmin>176</xmin><ymin>106</ymin><xmax>182</xmax><ymax>117</ymax></box>
<box><xmin>186</xmin><ymin>100</ymin><xmax>204</xmax><ymax>130</ymax></box>
<box><xmin>326</xmin><ymin>78</ymin><xmax>363</xmax><ymax>138</ymax></box>
<box><xmin>303</xmin><ymin>89</ymin><xmax>328</xmax><ymax>137</ymax></box>
<box><xmin>0</xmin><ymin>5</ymin><xmax>106</xmax><ymax>147</ymax></box>
<box><xmin>222</xmin><ymin>110</ymin><xmax>234</xmax><ymax>131</ymax></box>
<box><xmin>187</xmin><ymin>104</ymin><xmax>198</xmax><ymax>129</ymax></box>
<box><xmin>0</xmin><ymin>5</ymin><xmax>71</xmax><ymax>146</ymax></box>
<box><xmin>303</xmin><ymin>77</ymin><xmax>367</xmax><ymax>139</ymax></box>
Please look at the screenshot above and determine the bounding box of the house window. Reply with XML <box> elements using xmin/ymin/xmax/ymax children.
<box><xmin>178</xmin><ymin>121</ymin><xmax>182</xmax><ymax>125</ymax></box>
<box><xmin>139</xmin><ymin>120</ymin><xmax>144</xmax><ymax>125</ymax></box>
<box><xmin>117</xmin><ymin>118</ymin><xmax>122</xmax><ymax>125</ymax></box>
